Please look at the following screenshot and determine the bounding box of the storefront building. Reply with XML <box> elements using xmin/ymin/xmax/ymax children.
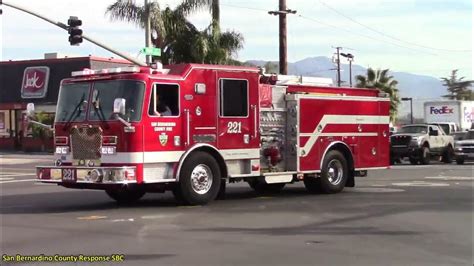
<box><xmin>0</xmin><ymin>54</ymin><xmax>132</xmax><ymax>151</ymax></box>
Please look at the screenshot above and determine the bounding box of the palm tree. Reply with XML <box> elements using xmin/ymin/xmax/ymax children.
<box><xmin>441</xmin><ymin>70</ymin><xmax>473</xmax><ymax>100</ymax></box>
<box><xmin>181</xmin><ymin>0</ymin><xmax>220</xmax><ymax>37</ymax></box>
<box><xmin>356</xmin><ymin>68</ymin><xmax>400</xmax><ymax>122</ymax></box>
<box><xmin>105</xmin><ymin>0</ymin><xmax>242</xmax><ymax>65</ymax></box>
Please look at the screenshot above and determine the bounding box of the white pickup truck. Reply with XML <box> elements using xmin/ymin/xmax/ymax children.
<box><xmin>390</xmin><ymin>124</ymin><xmax>455</xmax><ymax>165</ymax></box>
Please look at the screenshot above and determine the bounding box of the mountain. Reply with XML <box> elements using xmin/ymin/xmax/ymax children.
<box><xmin>246</xmin><ymin>56</ymin><xmax>446</xmax><ymax>99</ymax></box>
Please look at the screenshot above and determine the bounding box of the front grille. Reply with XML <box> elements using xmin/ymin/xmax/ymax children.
<box><xmin>391</xmin><ymin>135</ymin><xmax>412</xmax><ymax>146</ymax></box>
<box><xmin>70</xmin><ymin>126</ymin><xmax>102</xmax><ymax>160</ymax></box>
<box><xmin>462</xmin><ymin>148</ymin><xmax>474</xmax><ymax>153</ymax></box>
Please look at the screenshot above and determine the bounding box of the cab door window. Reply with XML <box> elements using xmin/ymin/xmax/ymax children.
<box><xmin>149</xmin><ymin>84</ymin><xmax>180</xmax><ymax>117</ymax></box>
<box><xmin>219</xmin><ymin>79</ymin><xmax>248</xmax><ymax>117</ymax></box>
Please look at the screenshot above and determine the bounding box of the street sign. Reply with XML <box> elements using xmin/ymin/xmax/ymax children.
<box><xmin>141</xmin><ymin>47</ymin><xmax>161</xmax><ymax>56</ymax></box>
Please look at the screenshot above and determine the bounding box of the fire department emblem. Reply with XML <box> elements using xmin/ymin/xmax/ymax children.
<box><xmin>159</xmin><ymin>133</ymin><xmax>168</xmax><ymax>146</ymax></box>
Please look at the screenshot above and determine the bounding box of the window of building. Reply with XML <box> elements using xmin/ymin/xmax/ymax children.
<box><xmin>149</xmin><ymin>84</ymin><xmax>180</xmax><ymax>117</ymax></box>
<box><xmin>219</xmin><ymin>79</ymin><xmax>248</xmax><ymax>117</ymax></box>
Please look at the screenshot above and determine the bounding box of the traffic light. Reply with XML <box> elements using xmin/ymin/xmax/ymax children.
<box><xmin>67</xmin><ymin>16</ymin><xmax>83</xmax><ymax>46</ymax></box>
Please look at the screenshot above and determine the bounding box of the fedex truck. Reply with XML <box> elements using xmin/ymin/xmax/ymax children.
<box><xmin>424</xmin><ymin>100</ymin><xmax>474</xmax><ymax>132</ymax></box>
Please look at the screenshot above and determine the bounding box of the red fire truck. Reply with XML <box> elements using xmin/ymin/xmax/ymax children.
<box><xmin>33</xmin><ymin>64</ymin><xmax>390</xmax><ymax>205</ymax></box>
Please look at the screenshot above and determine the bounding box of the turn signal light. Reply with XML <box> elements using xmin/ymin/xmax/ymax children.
<box><xmin>102</xmin><ymin>136</ymin><xmax>117</xmax><ymax>145</ymax></box>
<box><xmin>55</xmin><ymin>136</ymin><xmax>68</xmax><ymax>145</ymax></box>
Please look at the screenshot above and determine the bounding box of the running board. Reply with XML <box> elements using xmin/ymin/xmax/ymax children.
<box><xmin>264</xmin><ymin>174</ymin><xmax>293</xmax><ymax>184</ymax></box>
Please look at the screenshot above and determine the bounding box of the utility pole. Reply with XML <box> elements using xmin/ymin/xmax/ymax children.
<box><xmin>341</xmin><ymin>52</ymin><xmax>354</xmax><ymax>87</ymax></box>
<box><xmin>269</xmin><ymin>0</ymin><xmax>296</xmax><ymax>75</ymax></box>
<box><xmin>144</xmin><ymin>0</ymin><xmax>152</xmax><ymax>65</ymax></box>
<box><xmin>333</xmin><ymin>46</ymin><xmax>342</xmax><ymax>87</ymax></box>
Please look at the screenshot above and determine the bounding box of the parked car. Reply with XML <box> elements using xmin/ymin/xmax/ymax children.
<box><xmin>454</xmin><ymin>130</ymin><xmax>474</xmax><ymax>164</ymax></box>
<box><xmin>390</xmin><ymin>124</ymin><xmax>454</xmax><ymax>165</ymax></box>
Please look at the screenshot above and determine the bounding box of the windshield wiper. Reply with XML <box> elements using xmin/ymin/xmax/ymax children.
<box><xmin>63</xmin><ymin>94</ymin><xmax>86</xmax><ymax>130</ymax></box>
<box><xmin>92</xmin><ymin>90</ymin><xmax>109</xmax><ymax>129</ymax></box>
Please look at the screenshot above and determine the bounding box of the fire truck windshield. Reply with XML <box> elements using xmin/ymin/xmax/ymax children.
<box><xmin>88</xmin><ymin>80</ymin><xmax>145</xmax><ymax>122</ymax></box>
<box><xmin>56</xmin><ymin>80</ymin><xmax>145</xmax><ymax>123</ymax></box>
<box><xmin>56</xmin><ymin>83</ymin><xmax>90</xmax><ymax>123</ymax></box>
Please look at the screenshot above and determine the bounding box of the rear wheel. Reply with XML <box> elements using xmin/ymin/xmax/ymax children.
<box><xmin>106</xmin><ymin>186</ymin><xmax>145</xmax><ymax>204</ymax></box>
<box><xmin>420</xmin><ymin>146</ymin><xmax>431</xmax><ymax>165</ymax></box>
<box><xmin>308</xmin><ymin>150</ymin><xmax>348</xmax><ymax>194</ymax></box>
<box><xmin>248</xmin><ymin>180</ymin><xmax>285</xmax><ymax>194</ymax></box>
<box><xmin>409</xmin><ymin>158</ymin><xmax>418</xmax><ymax>165</ymax></box>
<box><xmin>172</xmin><ymin>151</ymin><xmax>221</xmax><ymax>205</ymax></box>
<box><xmin>442</xmin><ymin>145</ymin><xmax>454</xmax><ymax>163</ymax></box>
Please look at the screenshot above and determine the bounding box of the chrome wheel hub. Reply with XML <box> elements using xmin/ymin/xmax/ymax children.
<box><xmin>327</xmin><ymin>159</ymin><xmax>343</xmax><ymax>185</ymax></box>
<box><xmin>190</xmin><ymin>164</ymin><xmax>213</xmax><ymax>195</ymax></box>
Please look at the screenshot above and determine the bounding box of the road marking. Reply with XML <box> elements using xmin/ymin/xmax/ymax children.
<box><xmin>351</xmin><ymin>187</ymin><xmax>405</xmax><ymax>193</ymax></box>
<box><xmin>425</xmin><ymin>176</ymin><xmax>474</xmax><ymax>181</ymax></box>
<box><xmin>390</xmin><ymin>165</ymin><xmax>473</xmax><ymax>170</ymax></box>
<box><xmin>0</xmin><ymin>179</ymin><xmax>37</xmax><ymax>184</ymax></box>
<box><xmin>0</xmin><ymin>173</ymin><xmax>37</xmax><ymax>177</ymax></box>
<box><xmin>0</xmin><ymin>177</ymin><xmax>14</xmax><ymax>181</ymax></box>
<box><xmin>110</xmin><ymin>218</ymin><xmax>135</xmax><ymax>222</ymax></box>
<box><xmin>392</xmin><ymin>181</ymin><xmax>450</xmax><ymax>187</ymax></box>
<box><xmin>77</xmin><ymin>215</ymin><xmax>107</xmax><ymax>220</ymax></box>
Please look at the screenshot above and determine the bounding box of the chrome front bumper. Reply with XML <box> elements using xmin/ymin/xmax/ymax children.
<box><xmin>36</xmin><ymin>166</ymin><xmax>137</xmax><ymax>184</ymax></box>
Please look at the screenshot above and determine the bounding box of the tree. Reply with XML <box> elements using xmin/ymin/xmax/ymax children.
<box><xmin>180</xmin><ymin>0</ymin><xmax>220</xmax><ymax>37</ymax></box>
<box><xmin>441</xmin><ymin>70</ymin><xmax>473</xmax><ymax>100</ymax></box>
<box><xmin>105</xmin><ymin>0</ymin><xmax>242</xmax><ymax>65</ymax></box>
<box><xmin>356</xmin><ymin>68</ymin><xmax>400</xmax><ymax>122</ymax></box>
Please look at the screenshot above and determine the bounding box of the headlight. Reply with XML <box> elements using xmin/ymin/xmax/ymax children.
<box><xmin>455</xmin><ymin>147</ymin><xmax>463</xmax><ymax>151</ymax></box>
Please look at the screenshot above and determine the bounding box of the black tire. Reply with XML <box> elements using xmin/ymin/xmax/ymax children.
<box><xmin>456</xmin><ymin>158</ymin><xmax>465</xmax><ymax>165</ymax></box>
<box><xmin>420</xmin><ymin>146</ymin><xmax>431</xmax><ymax>165</ymax></box>
<box><xmin>172</xmin><ymin>151</ymin><xmax>221</xmax><ymax>205</ymax></box>
<box><xmin>317</xmin><ymin>150</ymin><xmax>348</xmax><ymax>194</ymax></box>
<box><xmin>248</xmin><ymin>180</ymin><xmax>286</xmax><ymax>194</ymax></box>
<box><xmin>442</xmin><ymin>145</ymin><xmax>454</xmax><ymax>163</ymax></box>
<box><xmin>409</xmin><ymin>158</ymin><xmax>418</xmax><ymax>165</ymax></box>
<box><xmin>106</xmin><ymin>186</ymin><xmax>145</xmax><ymax>204</ymax></box>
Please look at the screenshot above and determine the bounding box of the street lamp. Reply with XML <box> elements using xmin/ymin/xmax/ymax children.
<box><xmin>340</xmin><ymin>53</ymin><xmax>354</xmax><ymax>87</ymax></box>
<box><xmin>401</xmin><ymin>97</ymin><xmax>413</xmax><ymax>124</ymax></box>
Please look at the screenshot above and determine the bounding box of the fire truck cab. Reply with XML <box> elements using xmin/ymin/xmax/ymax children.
<box><xmin>35</xmin><ymin>64</ymin><xmax>390</xmax><ymax>205</ymax></box>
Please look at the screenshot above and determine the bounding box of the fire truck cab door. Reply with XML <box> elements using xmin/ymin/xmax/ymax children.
<box><xmin>216</xmin><ymin>72</ymin><xmax>259</xmax><ymax>150</ymax></box>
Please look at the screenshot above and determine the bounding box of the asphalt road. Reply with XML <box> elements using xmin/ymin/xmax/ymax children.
<box><xmin>1</xmin><ymin>155</ymin><xmax>473</xmax><ymax>266</ymax></box>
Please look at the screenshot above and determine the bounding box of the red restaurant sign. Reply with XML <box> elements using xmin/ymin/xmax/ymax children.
<box><xmin>21</xmin><ymin>66</ymin><xmax>50</xmax><ymax>98</ymax></box>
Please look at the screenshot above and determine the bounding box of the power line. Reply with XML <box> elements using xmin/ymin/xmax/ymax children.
<box><xmin>317</xmin><ymin>0</ymin><xmax>472</xmax><ymax>53</ymax></box>
<box><xmin>220</xmin><ymin>3</ymin><xmax>268</xmax><ymax>13</ymax></box>
<box><xmin>297</xmin><ymin>14</ymin><xmax>438</xmax><ymax>56</ymax></box>
<box><xmin>220</xmin><ymin>3</ymin><xmax>467</xmax><ymax>56</ymax></box>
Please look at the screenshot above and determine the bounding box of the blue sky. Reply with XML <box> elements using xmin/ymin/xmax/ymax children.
<box><xmin>1</xmin><ymin>0</ymin><xmax>472</xmax><ymax>79</ymax></box>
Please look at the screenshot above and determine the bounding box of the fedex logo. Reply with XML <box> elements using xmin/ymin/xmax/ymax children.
<box><xmin>430</xmin><ymin>106</ymin><xmax>454</xmax><ymax>115</ymax></box>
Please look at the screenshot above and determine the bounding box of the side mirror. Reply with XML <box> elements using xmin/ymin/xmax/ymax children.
<box><xmin>113</xmin><ymin>98</ymin><xmax>126</xmax><ymax>116</ymax></box>
<box><xmin>26</xmin><ymin>103</ymin><xmax>35</xmax><ymax>118</ymax></box>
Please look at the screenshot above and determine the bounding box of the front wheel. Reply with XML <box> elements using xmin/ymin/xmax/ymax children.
<box><xmin>317</xmin><ymin>150</ymin><xmax>348</xmax><ymax>194</ymax></box>
<box><xmin>456</xmin><ymin>158</ymin><xmax>465</xmax><ymax>165</ymax></box>
<box><xmin>172</xmin><ymin>151</ymin><xmax>221</xmax><ymax>205</ymax></box>
<box><xmin>420</xmin><ymin>146</ymin><xmax>431</xmax><ymax>165</ymax></box>
<box><xmin>106</xmin><ymin>186</ymin><xmax>146</xmax><ymax>204</ymax></box>
<box><xmin>442</xmin><ymin>146</ymin><xmax>454</xmax><ymax>163</ymax></box>
<box><xmin>409</xmin><ymin>157</ymin><xmax>418</xmax><ymax>165</ymax></box>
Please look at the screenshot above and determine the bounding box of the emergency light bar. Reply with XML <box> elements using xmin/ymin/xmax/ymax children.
<box><xmin>71</xmin><ymin>66</ymin><xmax>141</xmax><ymax>77</ymax></box>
